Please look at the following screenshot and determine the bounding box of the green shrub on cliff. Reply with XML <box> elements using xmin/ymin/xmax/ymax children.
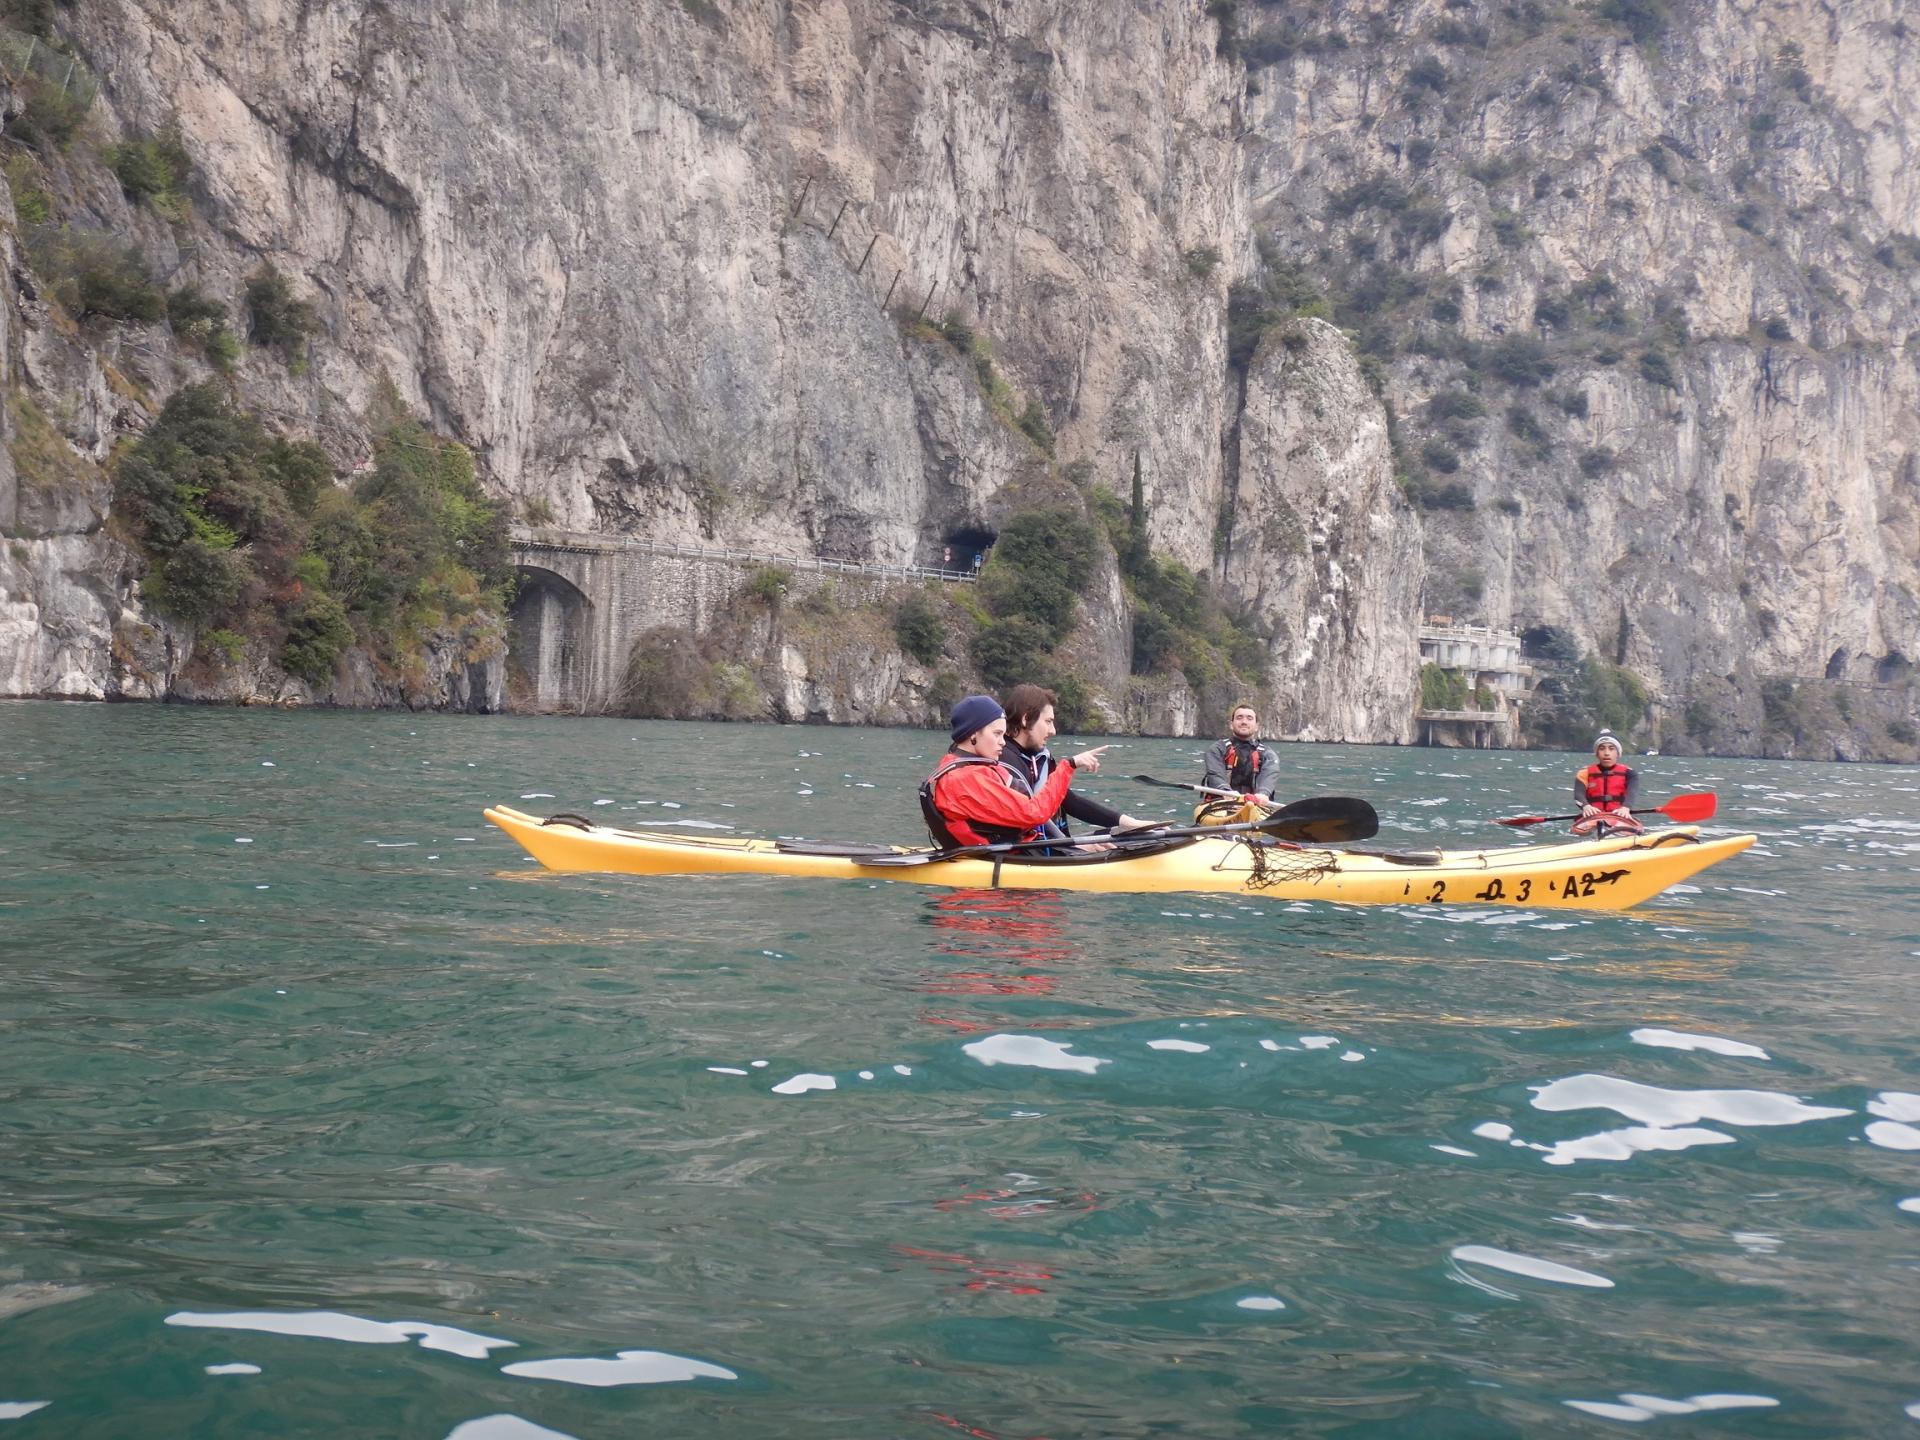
<box><xmin>893</xmin><ymin>590</ymin><xmax>945</xmax><ymax>665</ymax></box>
<box><xmin>116</xmin><ymin>384</ymin><xmax>510</xmax><ymax>688</ymax></box>
<box><xmin>278</xmin><ymin>591</ymin><xmax>354</xmax><ymax>683</ymax></box>
<box><xmin>106</xmin><ymin>129</ymin><xmax>192</xmax><ymax>219</ymax></box>
<box><xmin>975</xmin><ymin>508</ymin><xmax>1101</xmax><ymax>634</ymax></box>
<box><xmin>244</xmin><ymin>266</ymin><xmax>317</xmax><ymax>369</ymax></box>
<box><xmin>1420</xmin><ymin>663</ymin><xmax>1469</xmax><ymax>710</ymax></box>
<box><xmin>740</xmin><ymin>564</ymin><xmax>792</xmax><ymax>608</ymax></box>
<box><xmin>25</xmin><ymin>227</ymin><xmax>165</xmax><ymax>323</ymax></box>
<box><xmin>6</xmin><ymin>74</ymin><xmax>92</xmax><ymax>153</ymax></box>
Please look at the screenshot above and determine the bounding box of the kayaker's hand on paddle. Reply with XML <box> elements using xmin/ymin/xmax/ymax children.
<box><xmin>1070</xmin><ymin>745</ymin><xmax>1111</xmax><ymax>774</ymax></box>
<box><xmin>1580</xmin><ymin>803</ymin><xmax>1600</xmax><ymax>819</ymax></box>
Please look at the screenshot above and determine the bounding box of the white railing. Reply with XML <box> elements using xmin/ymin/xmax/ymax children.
<box><xmin>511</xmin><ymin>528</ymin><xmax>978</xmax><ymax>584</ymax></box>
<box><xmin>1419</xmin><ymin>622</ymin><xmax>1523</xmax><ymax>646</ymax></box>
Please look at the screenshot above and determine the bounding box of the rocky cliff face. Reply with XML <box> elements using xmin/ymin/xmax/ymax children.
<box><xmin>1231</xmin><ymin>0</ymin><xmax>1920</xmax><ymax>756</ymax></box>
<box><xmin>2</xmin><ymin>0</ymin><xmax>1915</xmax><ymax>753</ymax></box>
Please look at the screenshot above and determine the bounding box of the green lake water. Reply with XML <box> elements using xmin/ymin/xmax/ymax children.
<box><xmin>3</xmin><ymin>700</ymin><xmax>1919</xmax><ymax>1437</ymax></box>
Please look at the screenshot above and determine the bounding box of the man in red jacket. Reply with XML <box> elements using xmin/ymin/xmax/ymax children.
<box><xmin>920</xmin><ymin>694</ymin><xmax>1110</xmax><ymax>848</ymax></box>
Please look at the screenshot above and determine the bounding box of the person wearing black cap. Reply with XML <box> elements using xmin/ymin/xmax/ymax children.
<box><xmin>1572</xmin><ymin>731</ymin><xmax>1642</xmax><ymax>836</ymax></box>
<box><xmin>919</xmin><ymin>694</ymin><xmax>1110</xmax><ymax>849</ymax></box>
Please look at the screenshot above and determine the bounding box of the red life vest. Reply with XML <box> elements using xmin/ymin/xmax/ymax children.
<box><xmin>919</xmin><ymin>754</ymin><xmax>1028</xmax><ymax>848</ymax></box>
<box><xmin>1578</xmin><ymin>762</ymin><xmax>1632</xmax><ymax>807</ymax></box>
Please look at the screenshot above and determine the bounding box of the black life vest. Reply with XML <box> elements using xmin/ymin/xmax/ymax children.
<box><xmin>999</xmin><ymin>744</ymin><xmax>1069</xmax><ymax>840</ymax></box>
<box><xmin>919</xmin><ymin>753</ymin><xmax>1027</xmax><ymax>848</ymax></box>
<box><xmin>1223</xmin><ymin>740</ymin><xmax>1264</xmax><ymax>793</ymax></box>
<box><xmin>1579</xmin><ymin>762</ymin><xmax>1632</xmax><ymax>806</ymax></box>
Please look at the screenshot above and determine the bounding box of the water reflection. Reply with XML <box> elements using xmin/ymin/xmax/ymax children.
<box><xmin>498</xmin><ymin>1349</ymin><xmax>737</xmax><ymax>1386</ymax></box>
<box><xmin>445</xmin><ymin>1419</ymin><xmax>579</xmax><ymax>1440</ymax></box>
<box><xmin>892</xmin><ymin>1245</ymin><xmax>1055</xmax><ymax>1297</ymax></box>
<box><xmin>164</xmin><ymin>1309</ymin><xmax>513</xmax><ymax>1358</ymax></box>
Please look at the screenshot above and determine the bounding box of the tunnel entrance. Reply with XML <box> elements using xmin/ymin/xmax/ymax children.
<box><xmin>941</xmin><ymin>525</ymin><xmax>997</xmax><ymax>571</ymax></box>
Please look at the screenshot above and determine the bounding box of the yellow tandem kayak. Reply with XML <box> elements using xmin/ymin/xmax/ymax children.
<box><xmin>483</xmin><ymin>806</ymin><xmax>1755</xmax><ymax>909</ymax></box>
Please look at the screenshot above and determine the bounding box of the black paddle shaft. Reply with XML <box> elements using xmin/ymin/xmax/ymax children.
<box><xmin>861</xmin><ymin>795</ymin><xmax>1379</xmax><ymax>868</ymax></box>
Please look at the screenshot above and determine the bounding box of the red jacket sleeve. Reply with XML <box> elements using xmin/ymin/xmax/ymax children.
<box><xmin>936</xmin><ymin>757</ymin><xmax>1077</xmax><ymax>834</ymax></box>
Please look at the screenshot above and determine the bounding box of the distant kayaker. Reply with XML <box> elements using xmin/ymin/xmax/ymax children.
<box><xmin>1573</xmin><ymin>731</ymin><xmax>1643</xmax><ymax>836</ymax></box>
<box><xmin>921</xmin><ymin>694</ymin><xmax>1110</xmax><ymax>848</ymax></box>
<box><xmin>1202</xmin><ymin>702</ymin><xmax>1281</xmax><ymax>807</ymax></box>
<box><xmin>999</xmin><ymin>683</ymin><xmax>1149</xmax><ymax>840</ymax></box>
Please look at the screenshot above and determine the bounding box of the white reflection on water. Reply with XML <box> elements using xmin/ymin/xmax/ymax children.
<box><xmin>1530</xmin><ymin>1074</ymin><xmax>1852</xmax><ymax>1128</ymax></box>
<box><xmin>164</xmin><ymin>1311</ymin><xmax>514</xmax><ymax>1358</ymax></box>
<box><xmin>1147</xmin><ymin>1039</ymin><xmax>1209</xmax><ymax>1053</ymax></box>
<box><xmin>1539</xmin><ymin>1125</ymin><xmax>1737</xmax><ymax>1167</ymax></box>
<box><xmin>500</xmin><ymin>1350</ymin><xmax>737</xmax><ymax>1386</ymax></box>
<box><xmin>204</xmin><ymin>1363</ymin><xmax>260</xmax><ymax>1376</ymax></box>
<box><xmin>1513</xmin><ymin>1070</ymin><xmax>1856</xmax><ymax>1165</ymax></box>
<box><xmin>1450</xmin><ymin>1245</ymin><xmax>1613</xmax><ymax>1289</ymax></box>
<box><xmin>1629</xmin><ymin>1028</ymin><xmax>1770</xmax><ymax>1059</ymax></box>
<box><xmin>771</xmin><ymin>1073</ymin><xmax>836</xmax><ymax>1095</ymax></box>
<box><xmin>1869</xmin><ymin>1092</ymin><xmax>1920</xmax><ymax>1122</ymax></box>
<box><xmin>1565</xmin><ymin>1392</ymin><xmax>1778</xmax><ymax>1422</ymax></box>
<box><xmin>0</xmin><ymin>1403</ymin><xmax>50</xmax><ymax>1419</ymax></box>
<box><xmin>1865</xmin><ymin>1121</ymin><xmax>1920</xmax><ymax>1151</ymax></box>
<box><xmin>962</xmin><ymin>1035</ymin><xmax>1109</xmax><ymax>1074</ymax></box>
<box><xmin>1235</xmin><ymin>1296</ymin><xmax>1286</xmax><ymax>1311</ymax></box>
<box><xmin>446</xmin><ymin>1416</ymin><xmax>580</xmax><ymax>1440</ymax></box>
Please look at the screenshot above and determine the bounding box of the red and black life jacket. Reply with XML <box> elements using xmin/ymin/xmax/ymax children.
<box><xmin>919</xmin><ymin>754</ymin><xmax>1030</xmax><ymax>848</ymax></box>
<box><xmin>1578</xmin><ymin>762</ymin><xmax>1632</xmax><ymax>807</ymax></box>
<box><xmin>1223</xmin><ymin>741</ymin><xmax>1264</xmax><ymax>794</ymax></box>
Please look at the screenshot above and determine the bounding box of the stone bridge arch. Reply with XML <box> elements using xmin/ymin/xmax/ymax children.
<box><xmin>510</xmin><ymin>563</ymin><xmax>593</xmax><ymax>711</ymax></box>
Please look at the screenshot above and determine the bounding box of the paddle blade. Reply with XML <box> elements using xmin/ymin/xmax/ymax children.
<box><xmin>1657</xmin><ymin>791</ymin><xmax>1717</xmax><ymax>823</ymax></box>
<box><xmin>1494</xmin><ymin>814</ymin><xmax>1551</xmax><ymax>828</ymax></box>
<box><xmin>1262</xmin><ymin>796</ymin><xmax>1378</xmax><ymax>844</ymax></box>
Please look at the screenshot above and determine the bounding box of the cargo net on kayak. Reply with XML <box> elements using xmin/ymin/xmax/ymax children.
<box><xmin>1233</xmin><ymin>838</ymin><xmax>1338</xmax><ymax>890</ymax></box>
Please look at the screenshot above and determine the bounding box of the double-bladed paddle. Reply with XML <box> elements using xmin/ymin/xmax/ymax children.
<box><xmin>1493</xmin><ymin>791</ymin><xmax>1718</xmax><ymax>828</ymax></box>
<box><xmin>856</xmin><ymin>795</ymin><xmax>1380</xmax><ymax>868</ymax></box>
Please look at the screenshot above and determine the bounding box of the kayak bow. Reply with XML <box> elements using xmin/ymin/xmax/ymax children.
<box><xmin>482</xmin><ymin>806</ymin><xmax>1755</xmax><ymax>909</ymax></box>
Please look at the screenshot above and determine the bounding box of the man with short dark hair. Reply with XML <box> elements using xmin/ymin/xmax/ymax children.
<box><xmin>1202</xmin><ymin>702</ymin><xmax>1280</xmax><ymax>804</ymax></box>
<box><xmin>999</xmin><ymin>683</ymin><xmax>1148</xmax><ymax>838</ymax></box>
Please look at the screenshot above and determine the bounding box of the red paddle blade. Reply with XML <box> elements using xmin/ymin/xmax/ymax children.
<box><xmin>1494</xmin><ymin>814</ymin><xmax>1550</xmax><ymax>828</ymax></box>
<box><xmin>1658</xmin><ymin>791</ymin><xmax>1717</xmax><ymax>822</ymax></box>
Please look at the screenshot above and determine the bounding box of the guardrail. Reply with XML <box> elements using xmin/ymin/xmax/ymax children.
<box><xmin>511</xmin><ymin>528</ymin><xmax>978</xmax><ymax>584</ymax></box>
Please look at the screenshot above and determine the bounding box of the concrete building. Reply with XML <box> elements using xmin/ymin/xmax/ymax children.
<box><xmin>1415</xmin><ymin>620</ymin><xmax>1535</xmax><ymax>748</ymax></box>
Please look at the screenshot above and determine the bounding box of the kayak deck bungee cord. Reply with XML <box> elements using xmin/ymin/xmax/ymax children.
<box><xmin>482</xmin><ymin>805</ymin><xmax>1755</xmax><ymax>908</ymax></box>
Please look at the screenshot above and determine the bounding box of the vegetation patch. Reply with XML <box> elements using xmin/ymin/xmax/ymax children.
<box><xmin>115</xmin><ymin>384</ymin><xmax>510</xmax><ymax>690</ymax></box>
<box><xmin>6</xmin><ymin>388</ymin><xmax>95</xmax><ymax>498</ymax></box>
<box><xmin>245</xmin><ymin>266</ymin><xmax>318</xmax><ymax>370</ymax></box>
<box><xmin>105</xmin><ymin>129</ymin><xmax>192</xmax><ymax>221</ymax></box>
<box><xmin>25</xmin><ymin>226</ymin><xmax>165</xmax><ymax>323</ymax></box>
